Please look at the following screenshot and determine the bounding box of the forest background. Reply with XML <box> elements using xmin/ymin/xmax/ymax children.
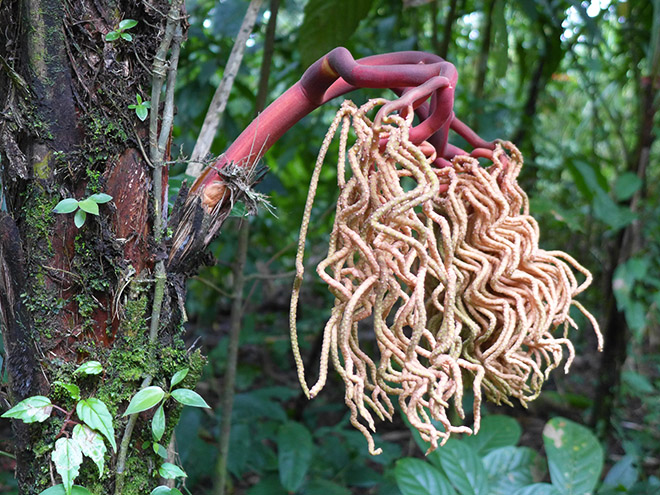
<box><xmin>1</xmin><ymin>0</ymin><xmax>658</xmax><ymax>493</ymax></box>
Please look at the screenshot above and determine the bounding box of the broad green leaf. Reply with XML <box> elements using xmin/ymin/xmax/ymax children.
<box><xmin>77</xmin><ymin>198</ymin><xmax>99</xmax><ymax>215</ymax></box>
<box><xmin>463</xmin><ymin>415</ymin><xmax>522</xmax><ymax>456</ymax></box>
<box><xmin>150</xmin><ymin>487</ymin><xmax>171</xmax><ymax>495</ymax></box>
<box><xmin>170</xmin><ymin>388</ymin><xmax>210</xmax><ymax>408</ymax></box>
<box><xmin>277</xmin><ymin>421</ymin><xmax>313</xmax><ymax>492</ymax></box>
<box><xmin>74</xmin><ymin>361</ymin><xmax>103</xmax><ymax>375</ymax></box>
<box><xmin>88</xmin><ymin>193</ymin><xmax>113</xmax><ymax>204</ymax></box>
<box><xmin>592</xmin><ymin>191</ymin><xmax>636</xmax><ymax>230</ymax></box>
<box><xmin>53</xmin><ymin>381</ymin><xmax>81</xmax><ymax>401</ymax></box>
<box><xmin>152</xmin><ymin>403</ymin><xmax>166</xmax><ymax>441</ymax></box>
<box><xmin>121</xmin><ymin>33</ymin><xmax>133</xmax><ymax>42</ymax></box>
<box><xmin>72</xmin><ymin>424</ymin><xmax>106</xmax><ymax>477</ymax></box>
<box><xmin>153</xmin><ymin>442</ymin><xmax>168</xmax><ymax>458</ymax></box>
<box><xmin>1</xmin><ymin>396</ymin><xmax>52</xmax><ymax>423</ymax></box>
<box><xmin>123</xmin><ymin>386</ymin><xmax>165</xmax><ymax>416</ymax></box>
<box><xmin>482</xmin><ymin>446</ymin><xmax>536</xmax><ymax>495</ymax></box>
<box><xmin>38</xmin><ymin>485</ymin><xmax>92</xmax><ymax>495</ymax></box>
<box><xmin>394</xmin><ymin>457</ymin><xmax>456</xmax><ymax>495</ymax></box>
<box><xmin>613</xmin><ymin>173</ymin><xmax>642</xmax><ymax>201</ymax></box>
<box><xmin>304</xmin><ymin>478</ymin><xmax>351</xmax><ymax>495</ymax></box>
<box><xmin>159</xmin><ymin>462</ymin><xmax>187</xmax><ymax>479</ymax></box>
<box><xmin>135</xmin><ymin>105</ymin><xmax>149</xmax><ymax>121</ymax></box>
<box><xmin>543</xmin><ymin>417</ymin><xmax>603</xmax><ymax>495</ymax></box>
<box><xmin>53</xmin><ymin>198</ymin><xmax>79</xmax><ymax>214</ymax></box>
<box><xmin>429</xmin><ymin>438</ymin><xmax>488</xmax><ymax>495</ymax></box>
<box><xmin>52</xmin><ymin>438</ymin><xmax>83</xmax><ymax>495</ymax></box>
<box><xmin>298</xmin><ymin>0</ymin><xmax>374</xmax><ymax>68</ymax></box>
<box><xmin>245</xmin><ymin>474</ymin><xmax>288</xmax><ymax>495</ymax></box>
<box><xmin>118</xmin><ymin>19</ymin><xmax>138</xmax><ymax>30</ymax></box>
<box><xmin>602</xmin><ymin>454</ymin><xmax>638</xmax><ymax>490</ymax></box>
<box><xmin>74</xmin><ymin>209</ymin><xmax>86</xmax><ymax>228</ymax></box>
<box><xmin>170</xmin><ymin>368</ymin><xmax>189</xmax><ymax>388</ymax></box>
<box><xmin>105</xmin><ymin>31</ymin><xmax>120</xmax><ymax>41</ymax></box>
<box><xmin>512</xmin><ymin>484</ymin><xmax>561</xmax><ymax>495</ymax></box>
<box><xmin>76</xmin><ymin>398</ymin><xmax>116</xmax><ymax>452</ymax></box>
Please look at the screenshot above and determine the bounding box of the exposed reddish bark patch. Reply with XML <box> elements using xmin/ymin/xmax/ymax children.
<box><xmin>105</xmin><ymin>148</ymin><xmax>153</xmax><ymax>273</ymax></box>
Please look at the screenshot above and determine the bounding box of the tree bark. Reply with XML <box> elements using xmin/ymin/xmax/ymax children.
<box><xmin>0</xmin><ymin>1</ymin><xmax>199</xmax><ymax>493</ymax></box>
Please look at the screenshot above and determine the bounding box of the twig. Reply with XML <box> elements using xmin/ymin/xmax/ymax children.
<box><xmin>186</xmin><ymin>0</ymin><xmax>265</xmax><ymax>177</ymax></box>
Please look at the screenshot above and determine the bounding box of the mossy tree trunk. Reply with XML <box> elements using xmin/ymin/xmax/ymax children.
<box><xmin>0</xmin><ymin>1</ymin><xmax>202</xmax><ymax>493</ymax></box>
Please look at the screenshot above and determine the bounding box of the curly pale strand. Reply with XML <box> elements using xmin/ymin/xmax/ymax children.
<box><xmin>289</xmin><ymin>99</ymin><xmax>602</xmax><ymax>455</ymax></box>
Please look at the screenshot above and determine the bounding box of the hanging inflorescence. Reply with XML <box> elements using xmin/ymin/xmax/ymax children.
<box><xmin>289</xmin><ymin>99</ymin><xmax>602</xmax><ymax>455</ymax></box>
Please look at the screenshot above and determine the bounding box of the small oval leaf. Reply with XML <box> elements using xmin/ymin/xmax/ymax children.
<box><xmin>152</xmin><ymin>404</ymin><xmax>165</xmax><ymax>442</ymax></box>
<box><xmin>119</xmin><ymin>19</ymin><xmax>138</xmax><ymax>30</ymax></box>
<box><xmin>88</xmin><ymin>193</ymin><xmax>113</xmax><ymax>204</ymax></box>
<box><xmin>53</xmin><ymin>198</ymin><xmax>79</xmax><ymax>214</ymax></box>
<box><xmin>150</xmin><ymin>487</ymin><xmax>171</xmax><ymax>495</ymax></box>
<box><xmin>74</xmin><ymin>361</ymin><xmax>103</xmax><ymax>375</ymax></box>
<box><xmin>170</xmin><ymin>388</ymin><xmax>210</xmax><ymax>408</ymax></box>
<box><xmin>105</xmin><ymin>31</ymin><xmax>120</xmax><ymax>41</ymax></box>
<box><xmin>77</xmin><ymin>199</ymin><xmax>99</xmax><ymax>215</ymax></box>
<box><xmin>170</xmin><ymin>368</ymin><xmax>189</xmax><ymax>388</ymax></box>
<box><xmin>53</xmin><ymin>381</ymin><xmax>81</xmax><ymax>401</ymax></box>
<box><xmin>38</xmin><ymin>485</ymin><xmax>93</xmax><ymax>495</ymax></box>
<box><xmin>123</xmin><ymin>386</ymin><xmax>165</xmax><ymax>416</ymax></box>
<box><xmin>120</xmin><ymin>32</ymin><xmax>133</xmax><ymax>42</ymax></box>
<box><xmin>159</xmin><ymin>462</ymin><xmax>187</xmax><ymax>479</ymax></box>
<box><xmin>135</xmin><ymin>105</ymin><xmax>149</xmax><ymax>121</ymax></box>
<box><xmin>74</xmin><ymin>209</ymin><xmax>86</xmax><ymax>228</ymax></box>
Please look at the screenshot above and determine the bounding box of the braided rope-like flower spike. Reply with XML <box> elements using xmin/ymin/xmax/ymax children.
<box><xmin>290</xmin><ymin>99</ymin><xmax>602</xmax><ymax>455</ymax></box>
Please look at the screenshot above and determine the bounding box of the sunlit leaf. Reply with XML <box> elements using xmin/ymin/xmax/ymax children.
<box><xmin>123</xmin><ymin>386</ymin><xmax>165</xmax><ymax>416</ymax></box>
<box><xmin>77</xmin><ymin>198</ymin><xmax>99</xmax><ymax>215</ymax></box>
<box><xmin>119</xmin><ymin>19</ymin><xmax>138</xmax><ymax>30</ymax></box>
<box><xmin>53</xmin><ymin>198</ymin><xmax>79</xmax><ymax>214</ymax></box>
<box><xmin>159</xmin><ymin>462</ymin><xmax>187</xmax><ymax>479</ymax></box>
<box><xmin>88</xmin><ymin>193</ymin><xmax>113</xmax><ymax>204</ymax></box>
<box><xmin>52</xmin><ymin>438</ymin><xmax>83</xmax><ymax>495</ymax></box>
<box><xmin>74</xmin><ymin>209</ymin><xmax>86</xmax><ymax>228</ymax></box>
<box><xmin>152</xmin><ymin>404</ymin><xmax>166</xmax><ymax>442</ymax></box>
<box><xmin>72</xmin><ymin>424</ymin><xmax>106</xmax><ymax>478</ymax></box>
<box><xmin>170</xmin><ymin>368</ymin><xmax>189</xmax><ymax>389</ymax></box>
<box><xmin>543</xmin><ymin>417</ymin><xmax>603</xmax><ymax>495</ymax></box>
<box><xmin>105</xmin><ymin>31</ymin><xmax>120</xmax><ymax>41</ymax></box>
<box><xmin>53</xmin><ymin>381</ymin><xmax>81</xmax><ymax>401</ymax></box>
<box><xmin>170</xmin><ymin>388</ymin><xmax>210</xmax><ymax>408</ymax></box>
<box><xmin>76</xmin><ymin>398</ymin><xmax>116</xmax><ymax>452</ymax></box>
<box><xmin>74</xmin><ymin>361</ymin><xmax>103</xmax><ymax>375</ymax></box>
<box><xmin>1</xmin><ymin>396</ymin><xmax>52</xmax><ymax>423</ymax></box>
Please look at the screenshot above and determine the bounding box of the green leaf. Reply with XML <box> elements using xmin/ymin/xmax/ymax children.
<box><xmin>394</xmin><ymin>458</ymin><xmax>456</xmax><ymax>495</ymax></box>
<box><xmin>120</xmin><ymin>32</ymin><xmax>133</xmax><ymax>41</ymax></box>
<box><xmin>150</xmin><ymin>487</ymin><xmax>171</xmax><ymax>495</ymax></box>
<box><xmin>123</xmin><ymin>386</ymin><xmax>165</xmax><ymax>416</ymax></box>
<box><xmin>119</xmin><ymin>19</ymin><xmax>138</xmax><ymax>30</ymax></box>
<box><xmin>52</xmin><ymin>438</ymin><xmax>83</xmax><ymax>495</ymax></box>
<box><xmin>1</xmin><ymin>396</ymin><xmax>53</xmax><ymax>423</ymax></box>
<box><xmin>53</xmin><ymin>198</ymin><xmax>79</xmax><ymax>214</ymax></box>
<box><xmin>135</xmin><ymin>94</ymin><xmax>142</xmax><ymax>104</ymax></box>
<box><xmin>277</xmin><ymin>421</ymin><xmax>314</xmax><ymax>492</ymax></box>
<box><xmin>613</xmin><ymin>173</ymin><xmax>642</xmax><ymax>201</ymax></box>
<box><xmin>159</xmin><ymin>462</ymin><xmax>187</xmax><ymax>479</ymax></box>
<box><xmin>74</xmin><ymin>361</ymin><xmax>103</xmax><ymax>375</ymax></box>
<box><xmin>77</xmin><ymin>198</ymin><xmax>99</xmax><ymax>215</ymax></box>
<box><xmin>38</xmin><ymin>485</ymin><xmax>92</xmax><ymax>495</ymax></box>
<box><xmin>105</xmin><ymin>31</ymin><xmax>120</xmax><ymax>41</ymax></box>
<box><xmin>76</xmin><ymin>398</ymin><xmax>116</xmax><ymax>452</ymax></box>
<box><xmin>170</xmin><ymin>388</ymin><xmax>210</xmax><ymax>408</ymax></box>
<box><xmin>88</xmin><ymin>193</ymin><xmax>113</xmax><ymax>204</ymax></box>
<box><xmin>74</xmin><ymin>209</ymin><xmax>86</xmax><ymax>228</ymax></box>
<box><xmin>482</xmin><ymin>446</ymin><xmax>537</xmax><ymax>495</ymax></box>
<box><xmin>72</xmin><ymin>424</ymin><xmax>106</xmax><ymax>478</ymax></box>
<box><xmin>135</xmin><ymin>104</ymin><xmax>149</xmax><ymax>121</ymax></box>
<box><xmin>512</xmin><ymin>484</ymin><xmax>561</xmax><ymax>495</ymax></box>
<box><xmin>304</xmin><ymin>478</ymin><xmax>351</xmax><ymax>495</ymax></box>
<box><xmin>170</xmin><ymin>368</ymin><xmax>189</xmax><ymax>388</ymax></box>
<box><xmin>543</xmin><ymin>417</ymin><xmax>603</xmax><ymax>495</ymax></box>
<box><xmin>171</xmin><ymin>489</ymin><xmax>183</xmax><ymax>495</ymax></box>
<box><xmin>128</xmin><ymin>104</ymin><xmax>137</xmax><ymax>109</ymax></box>
<box><xmin>463</xmin><ymin>415</ymin><xmax>522</xmax><ymax>456</ymax></box>
<box><xmin>298</xmin><ymin>0</ymin><xmax>374</xmax><ymax>67</ymax></box>
<box><xmin>153</xmin><ymin>442</ymin><xmax>168</xmax><ymax>459</ymax></box>
<box><xmin>53</xmin><ymin>381</ymin><xmax>81</xmax><ymax>401</ymax></box>
<box><xmin>602</xmin><ymin>454</ymin><xmax>638</xmax><ymax>490</ymax></box>
<box><xmin>429</xmin><ymin>438</ymin><xmax>488</xmax><ymax>495</ymax></box>
<box><xmin>152</xmin><ymin>404</ymin><xmax>166</xmax><ymax>441</ymax></box>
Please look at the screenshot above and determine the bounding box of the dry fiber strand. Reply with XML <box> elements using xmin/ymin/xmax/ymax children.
<box><xmin>289</xmin><ymin>99</ymin><xmax>603</xmax><ymax>455</ymax></box>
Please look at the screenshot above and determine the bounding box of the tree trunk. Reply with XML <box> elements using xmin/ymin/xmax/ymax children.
<box><xmin>0</xmin><ymin>1</ymin><xmax>199</xmax><ymax>493</ymax></box>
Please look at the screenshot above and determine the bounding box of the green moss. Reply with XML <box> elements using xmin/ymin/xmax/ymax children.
<box><xmin>33</xmin><ymin>151</ymin><xmax>52</xmax><ymax>179</ymax></box>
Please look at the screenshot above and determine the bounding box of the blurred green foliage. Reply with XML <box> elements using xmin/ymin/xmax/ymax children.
<box><xmin>161</xmin><ymin>0</ymin><xmax>660</xmax><ymax>493</ymax></box>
